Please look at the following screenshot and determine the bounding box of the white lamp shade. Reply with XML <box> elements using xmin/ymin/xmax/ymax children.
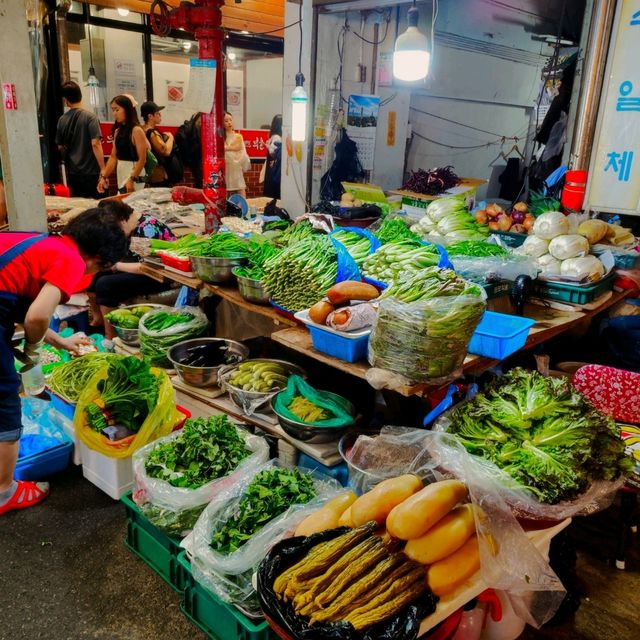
<box><xmin>393</xmin><ymin>25</ymin><xmax>431</xmax><ymax>82</ymax></box>
<box><xmin>291</xmin><ymin>85</ymin><xmax>308</xmax><ymax>142</ymax></box>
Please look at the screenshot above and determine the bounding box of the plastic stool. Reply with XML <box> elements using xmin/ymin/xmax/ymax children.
<box><xmin>298</xmin><ymin>453</ymin><xmax>349</xmax><ymax>486</ymax></box>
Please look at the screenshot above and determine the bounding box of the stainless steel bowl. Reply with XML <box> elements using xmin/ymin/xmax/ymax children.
<box><xmin>271</xmin><ymin>391</ymin><xmax>356</xmax><ymax>443</ymax></box>
<box><xmin>232</xmin><ymin>268</ymin><xmax>271</xmax><ymax>305</ymax></box>
<box><xmin>109</xmin><ymin>303</ymin><xmax>168</xmax><ymax>346</ymax></box>
<box><xmin>191</xmin><ymin>255</ymin><xmax>247</xmax><ymax>283</ymax></box>
<box><xmin>168</xmin><ymin>338</ymin><xmax>249</xmax><ymax>387</ymax></box>
<box><xmin>224</xmin><ymin>359</ymin><xmax>306</xmax><ymax>412</ymax></box>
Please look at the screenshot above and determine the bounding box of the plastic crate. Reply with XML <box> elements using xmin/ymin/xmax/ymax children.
<box><xmin>15</xmin><ymin>435</ymin><xmax>73</xmax><ymax>481</ymax></box>
<box><xmin>591</xmin><ymin>247</ymin><xmax>640</xmax><ymax>270</ymax></box>
<box><xmin>468</xmin><ymin>311</ymin><xmax>535</xmax><ymax>360</ymax></box>
<box><xmin>482</xmin><ymin>280</ymin><xmax>511</xmax><ymax>299</ymax></box>
<box><xmin>121</xmin><ymin>492</ymin><xmax>188</xmax><ymax>593</ymax></box>
<box><xmin>532</xmin><ymin>273</ymin><xmax>615</xmax><ymax>304</ymax></box>
<box><xmin>80</xmin><ymin>443</ymin><xmax>134</xmax><ymax>499</ymax></box>
<box><xmin>160</xmin><ymin>252</ymin><xmax>193</xmax><ymax>273</ymax></box>
<box><xmin>491</xmin><ymin>230</ymin><xmax>527</xmax><ymax>248</ymax></box>
<box><xmin>49</xmin><ymin>392</ymin><xmax>76</xmax><ymax>421</ymax></box>
<box><xmin>307</xmin><ymin>325</ymin><xmax>369</xmax><ymax>363</ymax></box>
<box><xmin>178</xmin><ymin>552</ymin><xmax>276</xmax><ymax>640</ymax></box>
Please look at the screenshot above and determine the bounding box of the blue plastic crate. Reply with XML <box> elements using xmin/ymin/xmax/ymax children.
<box><xmin>468</xmin><ymin>311</ymin><xmax>535</xmax><ymax>360</ymax></box>
<box><xmin>308</xmin><ymin>325</ymin><xmax>369</xmax><ymax>363</ymax></box>
<box><xmin>298</xmin><ymin>453</ymin><xmax>349</xmax><ymax>485</ymax></box>
<box><xmin>49</xmin><ymin>392</ymin><xmax>76</xmax><ymax>421</ymax></box>
<box><xmin>15</xmin><ymin>434</ymin><xmax>73</xmax><ymax>480</ymax></box>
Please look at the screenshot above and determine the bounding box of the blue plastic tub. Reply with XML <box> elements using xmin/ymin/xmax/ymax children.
<box><xmin>308</xmin><ymin>325</ymin><xmax>369</xmax><ymax>363</ymax></box>
<box><xmin>298</xmin><ymin>453</ymin><xmax>349</xmax><ymax>483</ymax></box>
<box><xmin>49</xmin><ymin>392</ymin><xmax>76</xmax><ymax>421</ymax></box>
<box><xmin>15</xmin><ymin>434</ymin><xmax>73</xmax><ymax>480</ymax></box>
<box><xmin>468</xmin><ymin>311</ymin><xmax>535</xmax><ymax>360</ymax></box>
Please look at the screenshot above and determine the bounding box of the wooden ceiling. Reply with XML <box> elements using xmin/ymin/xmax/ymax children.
<box><xmin>82</xmin><ymin>0</ymin><xmax>285</xmax><ymax>37</ymax></box>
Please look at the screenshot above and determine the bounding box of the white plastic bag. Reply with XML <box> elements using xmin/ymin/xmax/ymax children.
<box><xmin>183</xmin><ymin>460</ymin><xmax>342</xmax><ymax>613</ymax></box>
<box><xmin>132</xmin><ymin>423</ymin><xmax>269</xmax><ymax>536</ymax></box>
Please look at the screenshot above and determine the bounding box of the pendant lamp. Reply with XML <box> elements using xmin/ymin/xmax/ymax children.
<box><xmin>393</xmin><ymin>2</ymin><xmax>431</xmax><ymax>82</ymax></box>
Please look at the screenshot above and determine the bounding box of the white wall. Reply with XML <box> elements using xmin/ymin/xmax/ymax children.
<box><xmin>246</xmin><ymin>57</ymin><xmax>283</xmax><ymax>130</ymax></box>
<box><xmin>151</xmin><ymin>58</ymin><xmax>192</xmax><ymax>126</ymax></box>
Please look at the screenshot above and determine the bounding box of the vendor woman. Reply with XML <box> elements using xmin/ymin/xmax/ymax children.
<box><xmin>0</xmin><ymin>210</ymin><xmax>127</xmax><ymax>516</ymax></box>
<box><xmin>88</xmin><ymin>200</ymin><xmax>176</xmax><ymax>339</ymax></box>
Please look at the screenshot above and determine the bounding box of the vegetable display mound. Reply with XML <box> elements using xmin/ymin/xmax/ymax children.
<box><xmin>233</xmin><ymin>237</ymin><xmax>282</xmax><ymax>281</ymax></box>
<box><xmin>211</xmin><ymin>467</ymin><xmax>316</xmax><ymax>554</ymax></box>
<box><xmin>374</xmin><ymin>217</ymin><xmax>422</xmax><ymax>245</ymax></box>
<box><xmin>262</xmin><ymin>234</ymin><xmax>339</xmax><ymax>312</ymax></box>
<box><xmin>187</xmin><ymin>231</ymin><xmax>250</xmax><ymax>258</ymax></box>
<box><xmin>105</xmin><ymin>305</ymin><xmax>156</xmax><ymax>329</ymax></box>
<box><xmin>48</xmin><ymin>353</ymin><xmax>122</xmax><ymax>403</ymax></box>
<box><xmin>411</xmin><ymin>196</ymin><xmax>489</xmax><ymax>242</ymax></box>
<box><xmin>362</xmin><ymin>240</ymin><xmax>441</xmax><ymax>283</ymax></box>
<box><xmin>332</xmin><ymin>230</ymin><xmax>372</xmax><ymax>267</ymax></box>
<box><xmin>150</xmin><ymin>233</ymin><xmax>207</xmax><ymax>256</ymax></box>
<box><xmin>370</xmin><ymin>268</ymin><xmax>485</xmax><ymax>380</ymax></box>
<box><xmin>402</xmin><ymin>166</ymin><xmax>460</xmax><ymax>196</ymax></box>
<box><xmin>145</xmin><ymin>415</ymin><xmax>251</xmax><ymax>489</ymax></box>
<box><xmin>274</xmin><ymin>219</ymin><xmax>317</xmax><ymax>248</ymax></box>
<box><xmin>446</xmin><ymin>241</ymin><xmax>508</xmax><ymax>258</ymax></box>
<box><xmin>84</xmin><ymin>356</ymin><xmax>159</xmax><ymax>433</ymax></box>
<box><xmin>446</xmin><ymin>368</ymin><xmax>631</xmax><ymax>504</ymax></box>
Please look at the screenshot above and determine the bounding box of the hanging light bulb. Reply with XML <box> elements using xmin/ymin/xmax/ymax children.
<box><xmin>87</xmin><ymin>66</ymin><xmax>100</xmax><ymax>107</ymax></box>
<box><xmin>291</xmin><ymin>73</ymin><xmax>308</xmax><ymax>142</ymax></box>
<box><xmin>393</xmin><ymin>2</ymin><xmax>431</xmax><ymax>82</ymax></box>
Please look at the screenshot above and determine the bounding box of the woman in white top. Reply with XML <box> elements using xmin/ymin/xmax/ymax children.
<box><xmin>223</xmin><ymin>111</ymin><xmax>249</xmax><ymax>198</ymax></box>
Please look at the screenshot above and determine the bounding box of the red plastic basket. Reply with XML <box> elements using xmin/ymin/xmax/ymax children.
<box><xmin>160</xmin><ymin>252</ymin><xmax>193</xmax><ymax>273</ymax></box>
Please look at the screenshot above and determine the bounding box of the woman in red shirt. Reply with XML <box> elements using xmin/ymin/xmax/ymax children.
<box><xmin>0</xmin><ymin>209</ymin><xmax>126</xmax><ymax>516</ymax></box>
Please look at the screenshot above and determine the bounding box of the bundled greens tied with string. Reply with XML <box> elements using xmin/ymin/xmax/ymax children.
<box><xmin>370</xmin><ymin>268</ymin><xmax>486</xmax><ymax>380</ymax></box>
<box><xmin>262</xmin><ymin>235</ymin><xmax>339</xmax><ymax>311</ymax></box>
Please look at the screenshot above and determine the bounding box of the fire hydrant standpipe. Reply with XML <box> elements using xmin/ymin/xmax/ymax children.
<box><xmin>155</xmin><ymin>0</ymin><xmax>227</xmax><ymax>232</ymax></box>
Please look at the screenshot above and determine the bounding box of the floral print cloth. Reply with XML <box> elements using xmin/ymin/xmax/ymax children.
<box><xmin>133</xmin><ymin>215</ymin><xmax>175</xmax><ymax>242</ymax></box>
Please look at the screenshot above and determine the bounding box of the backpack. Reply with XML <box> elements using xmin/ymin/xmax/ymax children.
<box><xmin>146</xmin><ymin>129</ymin><xmax>184</xmax><ymax>184</ymax></box>
<box><xmin>175</xmin><ymin>114</ymin><xmax>201</xmax><ymax>171</ymax></box>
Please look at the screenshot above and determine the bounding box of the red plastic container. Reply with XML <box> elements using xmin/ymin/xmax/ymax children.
<box><xmin>160</xmin><ymin>252</ymin><xmax>192</xmax><ymax>273</ymax></box>
<box><xmin>561</xmin><ymin>169</ymin><xmax>588</xmax><ymax>211</ymax></box>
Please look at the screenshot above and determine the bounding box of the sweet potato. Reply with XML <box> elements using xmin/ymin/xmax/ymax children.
<box><xmin>326</xmin><ymin>281</ymin><xmax>379</xmax><ymax>305</ymax></box>
<box><xmin>309</xmin><ymin>300</ymin><xmax>334</xmax><ymax>325</ymax></box>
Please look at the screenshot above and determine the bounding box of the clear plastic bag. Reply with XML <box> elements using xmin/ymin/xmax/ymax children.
<box><xmin>132</xmin><ymin>425</ymin><xmax>269</xmax><ymax>537</ymax></box>
<box><xmin>368</xmin><ymin>294</ymin><xmax>485</xmax><ymax>384</ymax></box>
<box><xmin>344</xmin><ymin>427</ymin><xmax>566</xmax><ymax>628</ymax></box>
<box><xmin>138</xmin><ymin>305</ymin><xmax>209</xmax><ymax>367</ymax></box>
<box><xmin>450</xmin><ymin>255</ymin><xmax>539</xmax><ymax>282</ymax></box>
<box><xmin>182</xmin><ymin>460</ymin><xmax>342</xmax><ymax>614</ymax></box>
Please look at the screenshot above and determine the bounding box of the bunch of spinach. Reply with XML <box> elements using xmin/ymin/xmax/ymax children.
<box><xmin>145</xmin><ymin>415</ymin><xmax>251</xmax><ymax>489</ymax></box>
<box><xmin>447</xmin><ymin>368</ymin><xmax>632</xmax><ymax>503</ymax></box>
<box><xmin>211</xmin><ymin>468</ymin><xmax>316</xmax><ymax>554</ymax></box>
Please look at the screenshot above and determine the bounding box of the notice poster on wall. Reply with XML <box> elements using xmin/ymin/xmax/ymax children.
<box><xmin>184</xmin><ymin>59</ymin><xmax>216</xmax><ymax>114</ymax></box>
<box><xmin>227</xmin><ymin>86</ymin><xmax>244</xmax><ymax>126</ymax></box>
<box><xmin>346</xmin><ymin>94</ymin><xmax>380</xmax><ymax>171</ymax></box>
<box><xmin>167</xmin><ymin>81</ymin><xmax>184</xmax><ymax>103</ymax></box>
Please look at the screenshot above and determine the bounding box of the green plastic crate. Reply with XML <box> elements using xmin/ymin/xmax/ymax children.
<box><xmin>491</xmin><ymin>230</ymin><xmax>527</xmax><ymax>248</ymax></box>
<box><xmin>177</xmin><ymin>552</ymin><xmax>276</xmax><ymax>640</ymax></box>
<box><xmin>532</xmin><ymin>273</ymin><xmax>615</xmax><ymax>305</ymax></box>
<box><xmin>121</xmin><ymin>492</ymin><xmax>188</xmax><ymax>593</ymax></box>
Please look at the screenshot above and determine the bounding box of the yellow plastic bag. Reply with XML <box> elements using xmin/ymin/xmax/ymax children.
<box><xmin>74</xmin><ymin>365</ymin><xmax>178</xmax><ymax>459</ymax></box>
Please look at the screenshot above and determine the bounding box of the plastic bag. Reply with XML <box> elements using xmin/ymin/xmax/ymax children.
<box><xmin>182</xmin><ymin>460</ymin><xmax>342</xmax><ymax>614</ymax></box>
<box><xmin>450</xmin><ymin>255</ymin><xmax>539</xmax><ymax>283</ymax></box>
<box><xmin>329</xmin><ymin>236</ymin><xmax>361</xmax><ymax>283</ymax></box>
<box><xmin>138</xmin><ymin>306</ymin><xmax>209</xmax><ymax>367</ymax></box>
<box><xmin>368</xmin><ymin>294</ymin><xmax>485</xmax><ymax>383</ymax></box>
<box><xmin>74</xmin><ymin>365</ymin><xmax>178</xmax><ymax>458</ymax></box>
<box><xmin>345</xmin><ymin>427</ymin><xmax>566</xmax><ymax>628</ymax></box>
<box><xmin>256</xmin><ymin>527</ymin><xmax>437</xmax><ymax>640</ymax></box>
<box><xmin>272</xmin><ymin>375</ymin><xmax>354</xmax><ymax>427</ymax></box>
<box><xmin>132</xmin><ymin>424</ymin><xmax>269</xmax><ymax>536</ymax></box>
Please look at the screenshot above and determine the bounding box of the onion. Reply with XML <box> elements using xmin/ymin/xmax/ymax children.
<box><xmin>510</xmin><ymin>210</ymin><xmax>525</xmax><ymax>224</ymax></box>
<box><xmin>497</xmin><ymin>215</ymin><xmax>512</xmax><ymax>231</ymax></box>
<box><xmin>475</xmin><ymin>209</ymin><xmax>488</xmax><ymax>224</ymax></box>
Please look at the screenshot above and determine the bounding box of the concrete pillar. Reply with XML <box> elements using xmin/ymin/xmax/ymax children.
<box><xmin>281</xmin><ymin>0</ymin><xmax>313</xmax><ymax>216</ymax></box>
<box><xmin>0</xmin><ymin>0</ymin><xmax>47</xmax><ymax>231</ymax></box>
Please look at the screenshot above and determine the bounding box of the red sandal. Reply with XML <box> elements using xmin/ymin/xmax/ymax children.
<box><xmin>0</xmin><ymin>481</ymin><xmax>50</xmax><ymax>516</ymax></box>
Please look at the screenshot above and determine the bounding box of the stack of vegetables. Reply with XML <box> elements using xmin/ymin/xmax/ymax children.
<box><xmin>274</xmin><ymin>219</ymin><xmax>317</xmax><ymax>248</ymax></box>
<box><xmin>373</xmin><ymin>216</ymin><xmax>422</xmax><ymax>245</ymax></box>
<box><xmin>83</xmin><ymin>356</ymin><xmax>159</xmax><ymax>435</ymax></box>
<box><xmin>446</xmin><ymin>240</ymin><xmax>509</xmax><ymax>258</ymax></box>
<box><xmin>105</xmin><ymin>305</ymin><xmax>156</xmax><ymax>330</ymax></box>
<box><xmin>331</xmin><ymin>229</ymin><xmax>373</xmax><ymax>267</ymax></box>
<box><xmin>233</xmin><ymin>237</ymin><xmax>282</xmax><ymax>281</ymax></box>
<box><xmin>517</xmin><ymin>211</ymin><xmax>606</xmax><ymax>280</ymax></box>
<box><xmin>410</xmin><ymin>196</ymin><xmax>489</xmax><ymax>242</ymax></box>
<box><xmin>261</xmin><ymin>477</ymin><xmax>481</xmax><ymax>634</ymax></box>
<box><xmin>402</xmin><ymin>165</ymin><xmax>460</xmax><ymax>196</ymax></box>
<box><xmin>441</xmin><ymin>368</ymin><xmax>631</xmax><ymax>504</ymax></box>
<box><xmin>362</xmin><ymin>240</ymin><xmax>442</xmax><ymax>284</ymax></box>
<box><xmin>262</xmin><ymin>234</ymin><xmax>340</xmax><ymax>311</ymax></box>
<box><xmin>474</xmin><ymin>202</ymin><xmax>536</xmax><ymax>234</ymax></box>
<box><xmin>134</xmin><ymin>415</ymin><xmax>267</xmax><ymax>536</ymax></box>
<box><xmin>370</xmin><ymin>268</ymin><xmax>486</xmax><ymax>380</ymax></box>
<box><xmin>150</xmin><ymin>233</ymin><xmax>208</xmax><ymax>257</ymax></box>
<box><xmin>139</xmin><ymin>307</ymin><xmax>209</xmax><ymax>367</ymax></box>
<box><xmin>187</xmin><ymin>231</ymin><xmax>250</xmax><ymax>258</ymax></box>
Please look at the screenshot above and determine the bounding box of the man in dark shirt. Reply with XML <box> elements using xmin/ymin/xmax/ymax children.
<box><xmin>55</xmin><ymin>81</ymin><xmax>105</xmax><ymax>199</ymax></box>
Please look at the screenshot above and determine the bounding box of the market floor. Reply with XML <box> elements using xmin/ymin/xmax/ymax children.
<box><xmin>1</xmin><ymin>466</ymin><xmax>639</xmax><ymax>640</ymax></box>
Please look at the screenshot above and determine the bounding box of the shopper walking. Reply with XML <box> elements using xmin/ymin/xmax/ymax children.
<box><xmin>141</xmin><ymin>101</ymin><xmax>182</xmax><ymax>187</ymax></box>
<box><xmin>263</xmin><ymin>114</ymin><xmax>282</xmax><ymax>200</ymax></box>
<box><xmin>224</xmin><ymin>112</ymin><xmax>250</xmax><ymax>198</ymax></box>
<box><xmin>55</xmin><ymin>81</ymin><xmax>105</xmax><ymax>199</ymax></box>
<box><xmin>0</xmin><ymin>209</ymin><xmax>127</xmax><ymax>516</ymax></box>
<box><xmin>97</xmin><ymin>95</ymin><xmax>150</xmax><ymax>195</ymax></box>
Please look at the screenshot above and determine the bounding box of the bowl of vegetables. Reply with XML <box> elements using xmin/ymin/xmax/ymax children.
<box><xmin>222</xmin><ymin>359</ymin><xmax>306</xmax><ymax>412</ymax></box>
<box><xmin>191</xmin><ymin>255</ymin><xmax>248</xmax><ymax>283</ymax></box>
<box><xmin>167</xmin><ymin>338</ymin><xmax>249</xmax><ymax>388</ymax></box>
<box><xmin>105</xmin><ymin>304</ymin><xmax>168</xmax><ymax>346</ymax></box>
<box><xmin>232</xmin><ymin>267</ymin><xmax>270</xmax><ymax>305</ymax></box>
<box><xmin>271</xmin><ymin>392</ymin><xmax>355</xmax><ymax>443</ymax></box>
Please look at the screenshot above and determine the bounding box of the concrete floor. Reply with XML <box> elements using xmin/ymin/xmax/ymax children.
<box><xmin>1</xmin><ymin>465</ymin><xmax>639</xmax><ymax>640</ymax></box>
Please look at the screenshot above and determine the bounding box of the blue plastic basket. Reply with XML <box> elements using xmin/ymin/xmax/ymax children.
<box><xmin>468</xmin><ymin>311</ymin><xmax>535</xmax><ymax>360</ymax></box>
<box><xmin>308</xmin><ymin>325</ymin><xmax>369</xmax><ymax>363</ymax></box>
<box><xmin>49</xmin><ymin>392</ymin><xmax>76</xmax><ymax>421</ymax></box>
<box><xmin>15</xmin><ymin>433</ymin><xmax>73</xmax><ymax>480</ymax></box>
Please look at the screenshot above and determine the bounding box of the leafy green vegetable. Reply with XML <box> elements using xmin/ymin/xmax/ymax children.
<box><xmin>374</xmin><ymin>217</ymin><xmax>422</xmax><ymax>245</ymax></box>
<box><xmin>210</xmin><ymin>467</ymin><xmax>316</xmax><ymax>554</ymax></box>
<box><xmin>186</xmin><ymin>232</ymin><xmax>249</xmax><ymax>258</ymax></box>
<box><xmin>85</xmin><ymin>356</ymin><xmax>159</xmax><ymax>433</ymax></box>
<box><xmin>332</xmin><ymin>230</ymin><xmax>372</xmax><ymax>266</ymax></box>
<box><xmin>234</xmin><ymin>237</ymin><xmax>282</xmax><ymax>281</ymax></box>
<box><xmin>273</xmin><ymin>219</ymin><xmax>317</xmax><ymax>247</ymax></box>
<box><xmin>447</xmin><ymin>368</ymin><xmax>632</xmax><ymax>503</ymax></box>
<box><xmin>362</xmin><ymin>240</ymin><xmax>441</xmax><ymax>283</ymax></box>
<box><xmin>145</xmin><ymin>415</ymin><xmax>251</xmax><ymax>489</ymax></box>
<box><xmin>48</xmin><ymin>353</ymin><xmax>123</xmax><ymax>402</ymax></box>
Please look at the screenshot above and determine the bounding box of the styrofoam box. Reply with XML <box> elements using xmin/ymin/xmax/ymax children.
<box><xmin>52</xmin><ymin>410</ymin><xmax>82</xmax><ymax>466</ymax></box>
<box><xmin>79</xmin><ymin>442</ymin><xmax>134</xmax><ymax>500</ymax></box>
